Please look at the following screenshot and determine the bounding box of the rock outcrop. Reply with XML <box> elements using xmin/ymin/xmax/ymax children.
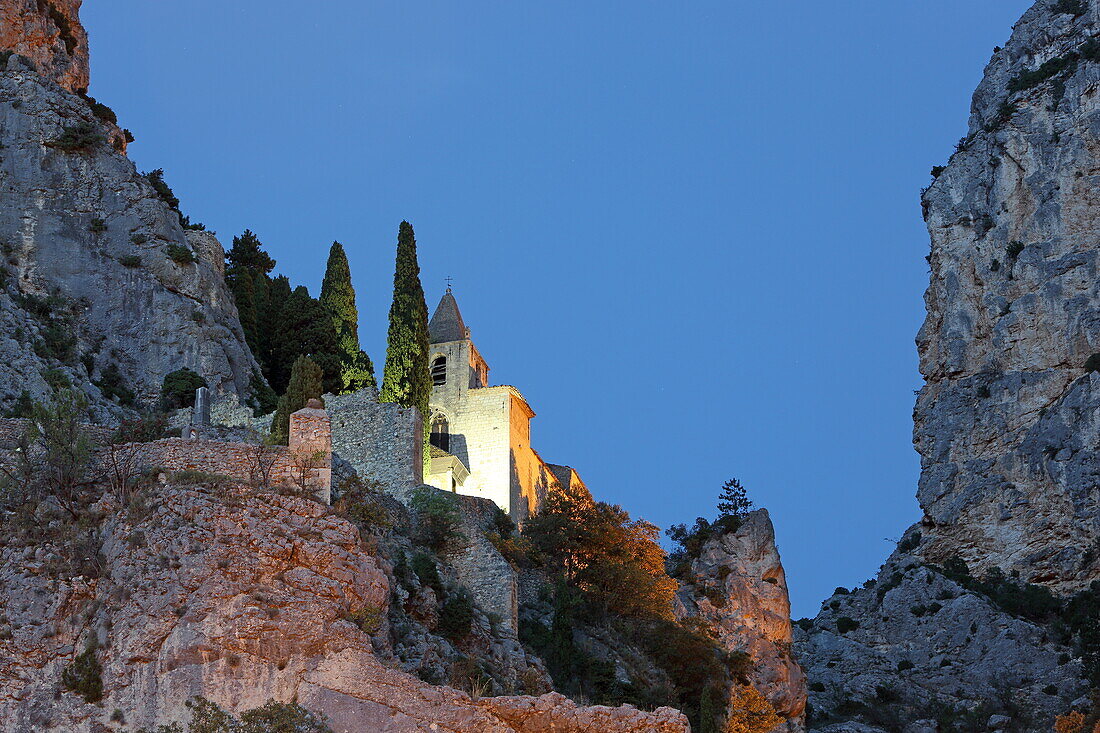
<box><xmin>915</xmin><ymin>0</ymin><xmax>1100</xmax><ymax>595</ymax></box>
<box><xmin>798</xmin><ymin>0</ymin><xmax>1100</xmax><ymax>728</ymax></box>
<box><xmin>0</xmin><ymin>481</ymin><xmax>689</xmax><ymax>732</ymax></box>
<box><xmin>678</xmin><ymin>509</ymin><xmax>807</xmax><ymax>731</ymax></box>
<box><xmin>0</xmin><ymin>48</ymin><xmax>261</xmax><ymax>418</ymax></box>
<box><xmin>0</xmin><ymin>0</ymin><xmax>88</xmax><ymax>93</ymax></box>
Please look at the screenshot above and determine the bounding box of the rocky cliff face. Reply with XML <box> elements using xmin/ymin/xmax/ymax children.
<box><xmin>678</xmin><ymin>509</ymin><xmax>807</xmax><ymax>731</ymax></box>
<box><xmin>0</xmin><ymin>48</ymin><xmax>260</xmax><ymax>418</ymax></box>
<box><xmin>915</xmin><ymin>0</ymin><xmax>1100</xmax><ymax>594</ymax></box>
<box><xmin>0</xmin><ymin>480</ymin><xmax>689</xmax><ymax>732</ymax></box>
<box><xmin>797</xmin><ymin>0</ymin><xmax>1100</xmax><ymax>729</ymax></box>
<box><xmin>0</xmin><ymin>0</ymin><xmax>88</xmax><ymax>93</ymax></box>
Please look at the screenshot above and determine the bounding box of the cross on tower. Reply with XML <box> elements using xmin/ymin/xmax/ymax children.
<box><xmin>445</xmin><ymin>276</ymin><xmax>454</xmax><ymax>293</ymax></box>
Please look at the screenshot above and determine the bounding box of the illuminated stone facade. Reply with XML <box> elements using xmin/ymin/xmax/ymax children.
<box><xmin>423</xmin><ymin>290</ymin><xmax>582</xmax><ymax>521</ymax></box>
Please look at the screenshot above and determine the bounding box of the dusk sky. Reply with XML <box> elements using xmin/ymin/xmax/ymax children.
<box><xmin>81</xmin><ymin>1</ymin><xmax>1033</xmax><ymax>617</ymax></box>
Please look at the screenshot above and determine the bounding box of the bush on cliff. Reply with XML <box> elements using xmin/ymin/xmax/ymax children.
<box><xmin>47</xmin><ymin>122</ymin><xmax>104</xmax><ymax>152</ymax></box>
<box><xmin>159</xmin><ymin>368</ymin><xmax>207</xmax><ymax>411</ymax></box>
<box><xmin>666</xmin><ymin>477</ymin><xmax>755</xmax><ymax>576</ymax></box>
<box><xmin>409</xmin><ymin>485</ymin><xmax>463</xmax><ymax>550</ymax></box>
<box><xmin>146</xmin><ymin>696</ymin><xmax>332</xmax><ymax>733</ymax></box>
<box><xmin>60</xmin><ymin>640</ymin><xmax>103</xmax><ymax>703</ymax></box>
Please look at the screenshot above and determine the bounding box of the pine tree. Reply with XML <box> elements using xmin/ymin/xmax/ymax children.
<box><xmin>320</xmin><ymin>241</ymin><xmax>376</xmax><ymax>393</ymax></box>
<box><xmin>379</xmin><ymin>221</ymin><xmax>429</xmax><ymax>421</ymax></box>
<box><xmin>260</xmin><ymin>275</ymin><xmax>292</xmax><ymax>381</ymax></box>
<box><xmin>227</xmin><ymin>266</ymin><xmax>258</xmax><ymax>352</ymax></box>
<box><xmin>270</xmin><ymin>286</ymin><xmax>342</xmax><ymax>395</ymax></box>
<box><xmin>717</xmin><ymin>478</ymin><xmax>753</xmax><ymax>520</ymax></box>
<box><xmin>270</xmin><ymin>355</ymin><xmax>323</xmax><ymax>445</ymax></box>
<box><xmin>226</xmin><ymin>229</ymin><xmax>276</xmax><ymax>275</ymax></box>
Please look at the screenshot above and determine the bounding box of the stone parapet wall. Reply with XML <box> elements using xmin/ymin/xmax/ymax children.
<box><xmin>0</xmin><ymin>407</ymin><xmax>332</xmax><ymax>500</ymax></box>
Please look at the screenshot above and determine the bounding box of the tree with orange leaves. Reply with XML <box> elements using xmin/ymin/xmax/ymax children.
<box><xmin>523</xmin><ymin>482</ymin><xmax>677</xmax><ymax>621</ymax></box>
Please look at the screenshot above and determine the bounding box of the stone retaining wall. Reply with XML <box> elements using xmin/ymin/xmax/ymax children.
<box><xmin>325</xmin><ymin>391</ymin><xmax>422</xmax><ymax>500</ymax></box>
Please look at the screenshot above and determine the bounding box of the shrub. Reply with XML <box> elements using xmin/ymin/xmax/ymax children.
<box><xmin>809</xmin><ymin>681</ymin><xmax>826</xmax><ymax>692</ymax></box>
<box><xmin>438</xmin><ymin>589</ymin><xmax>474</xmax><ymax>642</ymax></box>
<box><xmin>114</xmin><ymin>414</ymin><xmax>168</xmax><ymax>443</ymax></box>
<box><xmin>35</xmin><ymin>320</ymin><xmax>77</xmax><ymax>362</ymax></box>
<box><xmin>345</xmin><ymin>605</ymin><xmax>382</xmax><ymax>635</ymax></box>
<box><xmin>1085</xmin><ymin>354</ymin><xmax>1100</xmax><ymax>372</ymax></box>
<box><xmin>726</xmin><ymin>684</ymin><xmax>782</xmax><ymax>733</ymax></box>
<box><xmin>4</xmin><ymin>390</ymin><xmax>33</xmax><ymax>418</ymax></box>
<box><xmin>119</xmin><ymin>255</ymin><xmax>141</xmax><ymax>268</ymax></box>
<box><xmin>836</xmin><ymin>616</ymin><xmax>859</xmax><ymax>633</ymax></box>
<box><xmin>47</xmin><ymin>122</ymin><xmax>104</xmax><ymax>152</ymax></box>
<box><xmin>61</xmin><ymin>641</ymin><xmax>103</xmax><ymax>703</ymax></box>
<box><xmin>130</xmin><ymin>233</ymin><xmax>148</xmax><ymax>245</ymax></box>
<box><xmin>1008</xmin><ymin>53</ymin><xmax>1077</xmax><ymax>93</ymax></box>
<box><xmin>409</xmin><ymin>485</ymin><xmax>463</xmax><ymax>550</ymax></box>
<box><xmin>1007</xmin><ymin>241</ymin><xmax>1025</xmax><ymax>259</ymax></box>
<box><xmin>88</xmin><ymin>217</ymin><xmax>106</xmax><ymax>234</ymax></box>
<box><xmin>937</xmin><ymin>557</ymin><xmax>1061</xmax><ymax>622</ymax></box>
<box><xmin>897</xmin><ymin>659</ymin><xmax>914</xmax><ymax>672</ymax></box>
<box><xmin>159</xmin><ymin>367</ymin><xmax>207</xmax><ymax>410</ymax></box>
<box><xmin>180</xmin><ymin>215</ymin><xmax>206</xmax><ymax>231</ymax></box>
<box><xmin>81</xmin><ymin>94</ymin><xmax>117</xmax><ymax>125</ymax></box>
<box><xmin>410</xmin><ymin>551</ymin><xmax>443</xmax><ymax>596</ymax></box>
<box><xmin>95</xmin><ymin>363</ymin><xmax>136</xmax><ymax>406</ymax></box>
<box><xmin>931</xmin><ymin>165</ymin><xmax>946</xmax><ymax>178</ymax></box>
<box><xmin>897</xmin><ymin>531</ymin><xmax>922</xmax><ymax>553</ymax></box>
<box><xmin>41</xmin><ymin>367</ymin><xmax>70</xmax><ymax>392</ymax></box>
<box><xmin>151</xmin><ymin>696</ymin><xmax>333</xmax><ymax>733</ymax></box>
<box><xmin>146</xmin><ymin>169</ymin><xmax>179</xmax><ymax>210</ymax></box>
<box><xmin>333</xmin><ymin>476</ymin><xmax>392</xmax><ymax>529</ymax></box>
<box><xmin>166</xmin><ymin>244</ymin><xmax>197</xmax><ymax>265</ymax></box>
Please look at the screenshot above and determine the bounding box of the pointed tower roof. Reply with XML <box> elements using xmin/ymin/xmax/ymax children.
<box><xmin>429</xmin><ymin>289</ymin><xmax>469</xmax><ymax>344</ymax></box>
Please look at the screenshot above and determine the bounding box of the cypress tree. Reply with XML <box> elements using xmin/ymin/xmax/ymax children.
<box><xmin>379</xmin><ymin>221</ymin><xmax>429</xmax><ymax>420</ymax></box>
<box><xmin>320</xmin><ymin>241</ymin><xmax>377</xmax><ymax>393</ymax></box>
<box><xmin>270</xmin><ymin>355</ymin><xmax>323</xmax><ymax>445</ymax></box>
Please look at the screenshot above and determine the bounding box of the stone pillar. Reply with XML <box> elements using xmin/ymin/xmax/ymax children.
<box><xmin>289</xmin><ymin>398</ymin><xmax>333</xmax><ymax>504</ymax></box>
<box><xmin>193</xmin><ymin>386</ymin><xmax>211</xmax><ymax>427</ymax></box>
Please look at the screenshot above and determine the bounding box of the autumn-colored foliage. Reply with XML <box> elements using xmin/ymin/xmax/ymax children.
<box><xmin>523</xmin><ymin>481</ymin><xmax>676</xmax><ymax>620</ymax></box>
<box><xmin>724</xmin><ymin>684</ymin><xmax>781</xmax><ymax>733</ymax></box>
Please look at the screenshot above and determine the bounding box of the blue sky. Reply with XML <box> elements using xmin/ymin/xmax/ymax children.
<box><xmin>81</xmin><ymin>1</ymin><xmax>1033</xmax><ymax>617</ymax></box>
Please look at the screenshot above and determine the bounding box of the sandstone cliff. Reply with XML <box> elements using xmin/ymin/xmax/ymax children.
<box><xmin>0</xmin><ymin>479</ymin><xmax>688</xmax><ymax>732</ymax></box>
<box><xmin>678</xmin><ymin>509</ymin><xmax>807</xmax><ymax>731</ymax></box>
<box><xmin>0</xmin><ymin>18</ymin><xmax>261</xmax><ymax>418</ymax></box>
<box><xmin>797</xmin><ymin>0</ymin><xmax>1100</xmax><ymax>729</ymax></box>
<box><xmin>0</xmin><ymin>0</ymin><xmax>87</xmax><ymax>93</ymax></box>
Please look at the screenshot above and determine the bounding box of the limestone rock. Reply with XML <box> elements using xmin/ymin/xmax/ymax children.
<box><xmin>0</xmin><ymin>483</ymin><xmax>689</xmax><ymax>731</ymax></box>
<box><xmin>795</xmin><ymin>546</ymin><xmax>1086</xmax><ymax>729</ymax></box>
<box><xmin>915</xmin><ymin>0</ymin><xmax>1100</xmax><ymax>596</ymax></box>
<box><xmin>797</xmin><ymin>1</ymin><xmax>1100</xmax><ymax>728</ymax></box>
<box><xmin>0</xmin><ymin>61</ymin><xmax>260</xmax><ymax>419</ymax></box>
<box><xmin>678</xmin><ymin>509</ymin><xmax>807</xmax><ymax>731</ymax></box>
<box><xmin>481</xmin><ymin>692</ymin><xmax>689</xmax><ymax>732</ymax></box>
<box><xmin>0</xmin><ymin>0</ymin><xmax>88</xmax><ymax>93</ymax></box>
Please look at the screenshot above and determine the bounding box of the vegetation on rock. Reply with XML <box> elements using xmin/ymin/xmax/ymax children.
<box><xmin>144</xmin><ymin>696</ymin><xmax>332</xmax><ymax>733</ymax></box>
<box><xmin>160</xmin><ymin>368</ymin><xmax>207</xmax><ymax>410</ymax></box>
